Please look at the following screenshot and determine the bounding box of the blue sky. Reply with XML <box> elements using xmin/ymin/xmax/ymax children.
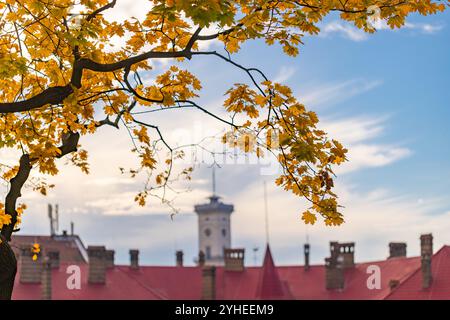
<box><xmin>6</xmin><ymin>3</ymin><xmax>450</xmax><ymax>267</ymax></box>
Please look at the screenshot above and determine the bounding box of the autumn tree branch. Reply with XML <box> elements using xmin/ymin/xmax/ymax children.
<box><xmin>0</xmin><ymin>38</ymin><xmax>203</xmax><ymax>113</ymax></box>
<box><xmin>86</xmin><ymin>0</ymin><xmax>117</xmax><ymax>22</ymax></box>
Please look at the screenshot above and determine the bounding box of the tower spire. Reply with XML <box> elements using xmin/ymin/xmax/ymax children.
<box><xmin>305</xmin><ymin>224</ymin><xmax>310</xmax><ymax>244</ymax></box>
<box><xmin>212</xmin><ymin>165</ymin><xmax>216</xmax><ymax>196</ymax></box>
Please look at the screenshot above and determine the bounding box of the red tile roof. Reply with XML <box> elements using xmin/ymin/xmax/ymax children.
<box><xmin>279</xmin><ymin>257</ymin><xmax>421</xmax><ymax>300</ymax></box>
<box><xmin>10</xmin><ymin>235</ymin><xmax>87</xmax><ymax>263</ymax></box>
<box><xmin>13</xmin><ymin>263</ymin><xmax>166</xmax><ymax>300</ymax></box>
<box><xmin>10</xmin><ymin>234</ymin><xmax>450</xmax><ymax>300</ymax></box>
<box><xmin>256</xmin><ymin>245</ymin><xmax>292</xmax><ymax>299</ymax></box>
<box><xmin>212</xmin><ymin>257</ymin><xmax>421</xmax><ymax>300</ymax></box>
<box><xmin>12</xmin><ymin>250</ymin><xmax>423</xmax><ymax>300</ymax></box>
<box><xmin>386</xmin><ymin>246</ymin><xmax>450</xmax><ymax>300</ymax></box>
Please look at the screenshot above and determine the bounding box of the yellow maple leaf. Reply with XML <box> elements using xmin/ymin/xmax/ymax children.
<box><xmin>301</xmin><ymin>211</ymin><xmax>317</xmax><ymax>225</ymax></box>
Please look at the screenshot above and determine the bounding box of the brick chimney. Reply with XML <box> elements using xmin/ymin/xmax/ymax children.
<box><xmin>41</xmin><ymin>256</ymin><xmax>52</xmax><ymax>300</ymax></box>
<box><xmin>129</xmin><ymin>249</ymin><xmax>139</xmax><ymax>269</ymax></box>
<box><xmin>304</xmin><ymin>244</ymin><xmax>310</xmax><ymax>271</ymax></box>
<box><xmin>198</xmin><ymin>250</ymin><xmax>205</xmax><ymax>267</ymax></box>
<box><xmin>19</xmin><ymin>245</ymin><xmax>42</xmax><ymax>284</ymax></box>
<box><xmin>47</xmin><ymin>250</ymin><xmax>60</xmax><ymax>269</ymax></box>
<box><xmin>325</xmin><ymin>241</ymin><xmax>352</xmax><ymax>290</ymax></box>
<box><xmin>176</xmin><ymin>250</ymin><xmax>183</xmax><ymax>267</ymax></box>
<box><xmin>420</xmin><ymin>233</ymin><xmax>433</xmax><ymax>289</ymax></box>
<box><xmin>325</xmin><ymin>257</ymin><xmax>344</xmax><ymax>290</ymax></box>
<box><xmin>201</xmin><ymin>266</ymin><xmax>216</xmax><ymax>300</ymax></box>
<box><xmin>388</xmin><ymin>242</ymin><xmax>407</xmax><ymax>258</ymax></box>
<box><xmin>87</xmin><ymin>246</ymin><xmax>106</xmax><ymax>284</ymax></box>
<box><xmin>330</xmin><ymin>242</ymin><xmax>355</xmax><ymax>269</ymax></box>
<box><xmin>224</xmin><ymin>248</ymin><xmax>245</xmax><ymax>271</ymax></box>
<box><xmin>105</xmin><ymin>249</ymin><xmax>115</xmax><ymax>269</ymax></box>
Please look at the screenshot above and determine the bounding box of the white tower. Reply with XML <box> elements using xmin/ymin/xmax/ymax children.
<box><xmin>195</xmin><ymin>168</ymin><xmax>234</xmax><ymax>266</ymax></box>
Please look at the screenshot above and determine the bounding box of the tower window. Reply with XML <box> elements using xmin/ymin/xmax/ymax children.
<box><xmin>222</xmin><ymin>229</ymin><xmax>227</xmax><ymax>237</ymax></box>
<box><xmin>204</xmin><ymin>228</ymin><xmax>211</xmax><ymax>237</ymax></box>
<box><xmin>206</xmin><ymin>246</ymin><xmax>211</xmax><ymax>259</ymax></box>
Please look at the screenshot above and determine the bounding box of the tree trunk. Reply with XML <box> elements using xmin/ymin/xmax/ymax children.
<box><xmin>0</xmin><ymin>239</ymin><xmax>17</xmax><ymax>300</ymax></box>
<box><xmin>0</xmin><ymin>132</ymin><xmax>79</xmax><ymax>299</ymax></box>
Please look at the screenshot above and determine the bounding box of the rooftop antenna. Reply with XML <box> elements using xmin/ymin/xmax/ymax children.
<box><xmin>55</xmin><ymin>204</ymin><xmax>59</xmax><ymax>234</ymax></box>
<box><xmin>264</xmin><ymin>181</ymin><xmax>270</xmax><ymax>244</ymax></box>
<box><xmin>253</xmin><ymin>246</ymin><xmax>259</xmax><ymax>266</ymax></box>
<box><xmin>48</xmin><ymin>204</ymin><xmax>54</xmax><ymax>236</ymax></box>
<box><xmin>212</xmin><ymin>165</ymin><xmax>216</xmax><ymax>196</ymax></box>
<box><xmin>305</xmin><ymin>224</ymin><xmax>310</xmax><ymax>244</ymax></box>
<box><xmin>208</xmin><ymin>162</ymin><xmax>221</xmax><ymax>199</ymax></box>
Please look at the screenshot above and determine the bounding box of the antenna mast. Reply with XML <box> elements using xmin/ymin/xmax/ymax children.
<box><xmin>55</xmin><ymin>204</ymin><xmax>59</xmax><ymax>234</ymax></box>
<box><xmin>48</xmin><ymin>204</ymin><xmax>54</xmax><ymax>236</ymax></box>
<box><xmin>305</xmin><ymin>225</ymin><xmax>310</xmax><ymax>244</ymax></box>
<box><xmin>264</xmin><ymin>181</ymin><xmax>270</xmax><ymax>244</ymax></box>
<box><xmin>212</xmin><ymin>165</ymin><xmax>216</xmax><ymax>196</ymax></box>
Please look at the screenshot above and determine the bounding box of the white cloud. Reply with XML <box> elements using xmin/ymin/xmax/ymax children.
<box><xmin>415</xmin><ymin>23</ymin><xmax>444</xmax><ymax>34</ymax></box>
<box><xmin>320</xmin><ymin>116</ymin><xmax>385</xmax><ymax>144</ymax></box>
<box><xmin>320</xmin><ymin>19</ymin><xmax>445</xmax><ymax>42</ymax></box>
<box><xmin>319</xmin><ymin>115</ymin><xmax>412</xmax><ymax>174</ymax></box>
<box><xmin>337</xmin><ymin>144</ymin><xmax>411</xmax><ymax>174</ymax></box>
<box><xmin>299</xmin><ymin>79</ymin><xmax>382</xmax><ymax>108</ymax></box>
<box><xmin>273</xmin><ymin>66</ymin><xmax>296</xmax><ymax>83</ymax></box>
<box><xmin>321</xmin><ymin>21</ymin><xmax>369</xmax><ymax>41</ymax></box>
<box><xmin>371</xmin><ymin>19</ymin><xmax>444</xmax><ymax>34</ymax></box>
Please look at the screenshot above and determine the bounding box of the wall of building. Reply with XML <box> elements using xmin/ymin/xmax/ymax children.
<box><xmin>198</xmin><ymin>211</ymin><xmax>231</xmax><ymax>266</ymax></box>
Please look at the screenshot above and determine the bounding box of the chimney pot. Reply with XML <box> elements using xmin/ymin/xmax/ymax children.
<box><xmin>105</xmin><ymin>250</ymin><xmax>115</xmax><ymax>269</ymax></box>
<box><xmin>41</xmin><ymin>256</ymin><xmax>52</xmax><ymax>300</ymax></box>
<box><xmin>304</xmin><ymin>244</ymin><xmax>310</xmax><ymax>271</ymax></box>
<box><xmin>420</xmin><ymin>234</ymin><xmax>433</xmax><ymax>289</ymax></box>
<box><xmin>325</xmin><ymin>241</ymin><xmax>352</xmax><ymax>290</ymax></box>
<box><xmin>224</xmin><ymin>248</ymin><xmax>245</xmax><ymax>271</ymax></box>
<box><xmin>420</xmin><ymin>233</ymin><xmax>433</xmax><ymax>256</ymax></box>
<box><xmin>129</xmin><ymin>249</ymin><xmax>139</xmax><ymax>269</ymax></box>
<box><xmin>176</xmin><ymin>250</ymin><xmax>184</xmax><ymax>267</ymax></box>
<box><xmin>87</xmin><ymin>246</ymin><xmax>106</xmax><ymax>284</ymax></box>
<box><xmin>201</xmin><ymin>266</ymin><xmax>216</xmax><ymax>300</ymax></box>
<box><xmin>329</xmin><ymin>241</ymin><xmax>354</xmax><ymax>269</ymax></box>
<box><xmin>389</xmin><ymin>242</ymin><xmax>407</xmax><ymax>258</ymax></box>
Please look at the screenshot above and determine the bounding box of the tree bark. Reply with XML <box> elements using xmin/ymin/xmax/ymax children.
<box><xmin>0</xmin><ymin>154</ymin><xmax>31</xmax><ymax>300</ymax></box>
<box><xmin>0</xmin><ymin>238</ymin><xmax>17</xmax><ymax>300</ymax></box>
<box><xmin>0</xmin><ymin>132</ymin><xmax>80</xmax><ymax>299</ymax></box>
